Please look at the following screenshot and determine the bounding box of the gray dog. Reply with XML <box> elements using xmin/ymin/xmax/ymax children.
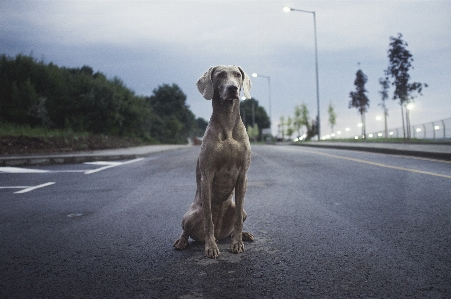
<box><xmin>173</xmin><ymin>65</ymin><xmax>254</xmax><ymax>258</ymax></box>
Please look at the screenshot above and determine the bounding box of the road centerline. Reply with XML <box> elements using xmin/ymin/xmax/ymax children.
<box><xmin>296</xmin><ymin>148</ymin><xmax>451</xmax><ymax>179</ymax></box>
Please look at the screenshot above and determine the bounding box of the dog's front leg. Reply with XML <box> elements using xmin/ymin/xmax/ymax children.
<box><xmin>230</xmin><ymin>173</ymin><xmax>247</xmax><ymax>254</ymax></box>
<box><xmin>201</xmin><ymin>174</ymin><xmax>220</xmax><ymax>258</ymax></box>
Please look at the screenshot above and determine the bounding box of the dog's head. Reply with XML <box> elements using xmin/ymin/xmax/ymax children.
<box><xmin>196</xmin><ymin>65</ymin><xmax>251</xmax><ymax>101</ymax></box>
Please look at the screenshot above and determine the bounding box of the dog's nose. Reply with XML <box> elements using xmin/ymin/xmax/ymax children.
<box><xmin>227</xmin><ymin>85</ymin><xmax>238</xmax><ymax>92</ymax></box>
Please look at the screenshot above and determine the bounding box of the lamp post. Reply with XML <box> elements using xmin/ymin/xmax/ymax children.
<box><xmin>283</xmin><ymin>6</ymin><xmax>321</xmax><ymax>140</ymax></box>
<box><xmin>251</xmin><ymin>73</ymin><xmax>272</xmax><ymax>129</ymax></box>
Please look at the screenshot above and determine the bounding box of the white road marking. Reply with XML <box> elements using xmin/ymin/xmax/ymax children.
<box><xmin>0</xmin><ymin>159</ymin><xmax>144</xmax><ymax>193</ymax></box>
<box><xmin>14</xmin><ymin>182</ymin><xmax>55</xmax><ymax>194</ymax></box>
<box><xmin>0</xmin><ymin>167</ymin><xmax>50</xmax><ymax>173</ymax></box>
<box><xmin>0</xmin><ymin>182</ymin><xmax>55</xmax><ymax>194</ymax></box>
<box><xmin>83</xmin><ymin>158</ymin><xmax>144</xmax><ymax>174</ymax></box>
<box><xmin>0</xmin><ymin>158</ymin><xmax>145</xmax><ymax>175</ymax></box>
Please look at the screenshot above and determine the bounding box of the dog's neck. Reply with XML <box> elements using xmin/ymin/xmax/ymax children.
<box><xmin>211</xmin><ymin>96</ymin><xmax>242</xmax><ymax>139</ymax></box>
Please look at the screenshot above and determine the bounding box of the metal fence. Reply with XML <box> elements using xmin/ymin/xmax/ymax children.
<box><xmin>367</xmin><ymin>118</ymin><xmax>451</xmax><ymax>140</ymax></box>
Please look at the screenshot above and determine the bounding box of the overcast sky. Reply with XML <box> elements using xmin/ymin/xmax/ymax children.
<box><xmin>1</xmin><ymin>0</ymin><xmax>450</xmax><ymax>138</ymax></box>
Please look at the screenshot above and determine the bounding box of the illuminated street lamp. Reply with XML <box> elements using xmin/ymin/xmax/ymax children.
<box><xmin>251</xmin><ymin>73</ymin><xmax>272</xmax><ymax>129</ymax></box>
<box><xmin>283</xmin><ymin>6</ymin><xmax>321</xmax><ymax>140</ymax></box>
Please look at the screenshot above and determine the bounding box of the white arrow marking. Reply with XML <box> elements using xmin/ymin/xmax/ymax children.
<box><xmin>13</xmin><ymin>182</ymin><xmax>55</xmax><ymax>194</ymax></box>
<box><xmin>83</xmin><ymin>158</ymin><xmax>143</xmax><ymax>174</ymax></box>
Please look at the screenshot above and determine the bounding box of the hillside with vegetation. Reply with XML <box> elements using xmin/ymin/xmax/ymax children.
<box><xmin>0</xmin><ymin>54</ymin><xmax>207</xmax><ymax>154</ymax></box>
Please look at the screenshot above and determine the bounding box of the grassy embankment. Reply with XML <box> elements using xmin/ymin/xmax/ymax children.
<box><xmin>0</xmin><ymin>122</ymin><xmax>154</xmax><ymax>155</ymax></box>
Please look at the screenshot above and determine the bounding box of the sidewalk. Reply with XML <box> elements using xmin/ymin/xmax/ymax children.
<box><xmin>294</xmin><ymin>141</ymin><xmax>451</xmax><ymax>161</ymax></box>
<box><xmin>0</xmin><ymin>144</ymin><xmax>191</xmax><ymax>167</ymax></box>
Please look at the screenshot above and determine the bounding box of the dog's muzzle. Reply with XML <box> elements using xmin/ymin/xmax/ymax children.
<box><xmin>223</xmin><ymin>84</ymin><xmax>240</xmax><ymax>100</ymax></box>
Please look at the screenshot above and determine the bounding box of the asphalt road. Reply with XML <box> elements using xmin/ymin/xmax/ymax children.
<box><xmin>1</xmin><ymin>145</ymin><xmax>450</xmax><ymax>298</ymax></box>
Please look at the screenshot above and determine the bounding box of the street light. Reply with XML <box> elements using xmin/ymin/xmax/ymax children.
<box><xmin>251</xmin><ymin>73</ymin><xmax>272</xmax><ymax>130</ymax></box>
<box><xmin>283</xmin><ymin>6</ymin><xmax>321</xmax><ymax>140</ymax></box>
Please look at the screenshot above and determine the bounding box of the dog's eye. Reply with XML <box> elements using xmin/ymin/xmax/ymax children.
<box><xmin>235</xmin><ymin>72</ymin><xmax>242</xmax><ymax>78</ymax></box>
<box><xmin>217</xmin><ymin>72</ymin><xmax>227</xmax><ymax>78</ymax></box>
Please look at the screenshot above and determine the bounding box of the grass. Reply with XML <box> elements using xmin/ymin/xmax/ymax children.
<box><xmin>0</xmin><ymin>122</ymin><xmax>89</xmax><ymax>138</ymax></box>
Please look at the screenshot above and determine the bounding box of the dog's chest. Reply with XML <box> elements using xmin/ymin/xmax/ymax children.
<box><xmin>214</xmin><ymin>138</ymin><xmax>250</xmax><ymax>169</ymax></box>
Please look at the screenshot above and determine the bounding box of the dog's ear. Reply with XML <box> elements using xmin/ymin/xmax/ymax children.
<box><xmin>196</xmin><ymin>66</ymin><xmax>216</xmax><ymax>100</ymax></box>
<box><xmin>238</xmin><ymin>66</ymin><xmax>252</xmax><ymax>99</ymax></box>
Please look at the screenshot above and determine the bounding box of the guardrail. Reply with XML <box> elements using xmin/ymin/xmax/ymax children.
<box><xmin>367</xmin><ymin>118</ymin><xmax>451</xmax><ymax>140</ymax></box>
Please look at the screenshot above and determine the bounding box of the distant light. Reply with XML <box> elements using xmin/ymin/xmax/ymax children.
<box><xmin>241</xmin><ymin>97</ymin><xmax>246</xmax><ymax>101</ymax></box>
<box><xmin>416</xmin><ymin>128</ymin><xmax>422</xmax><ymax>132</ymax></box>
<box><xmin>378</xmin><ymin>133</ymin><xmax>383</xmax><ymax>137</ymax></box>
<box><xmin>406</xmin><ymin>103</ymin><xmax>414</xmax><ymax>110</ymax></box>
<box><xmin>357</xmin><ymin>123</ymin><xmax>363</xmax><ymax>128</ymax></box>
<box><xmin>389</xmin><ymin>132</ymin><xmax>394</xmax><ymax>136</ymax></box>
<box><xmin>435</xmin><ymin>125</ymin><xmax>440</xmax><ymax>130</ymax></box>
<box><xmin>369</xmin><ymin>134</ymin><xmax>374</xmax><ymax>138</ymax></box>
<box><xmin>345</xmin><ymin>128</ymin><xmax>350</xmax><ymax>132</ymax></box>
<box><xmin>283</xmin><ymin>7</ymin><xmax>292</xmax><ymax>12</ymax></box>
<box><xmin>337</xmin><ymin>131</ymin><xmax>342</xmax><ymax>135</ymax></box>
<box><xmin>252</xmin><ymin>73</ymin><xmax>258</xmax><ymax>78</ymax></box>
<box><xmin>376</xmin><ymin>116</ymin><xmax>382</xmax><ymax>121</ymax></box>
<box><xmin>355</xmin><ymin>136</ymin><xmax>359</xmax><ymax>139</ymax></box>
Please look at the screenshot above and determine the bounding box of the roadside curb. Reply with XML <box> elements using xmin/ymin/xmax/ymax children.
<box><xmin>0</xmin><ymin>145</ymin><xmax>191</xmax><ymax>167</ymax></box>
<box><xmin>292</xmin><ymin>142</ymin><xmax>451</xmax><ymax>161</ymax></box>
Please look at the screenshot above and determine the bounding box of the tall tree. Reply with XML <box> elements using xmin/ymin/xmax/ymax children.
<box><xmin>294</xmin><ymin>103</ymin><xmax>310</xmax><ymax>137</ymax></box>
<box><xmin>385</xmin><ymin>33</ymin><xmax>427</xmax><ymax>139</ymax></box>
<box><xmin>327</xmin><ymin>103</ymin><xmax>337</xmax><ymax>135</ymax></box>
<box><xmin>349</xmin><ymin>69</ymin><xmax>370</xmax><ymax>138</ymax></box>
<box><xmin>378</xmin><ymin>77</ymin><xmax>390</xmax><ymax>138</ymax></box>
<box><xmin>279</xmin><ymin>116</ymin><xmax>285</xmax><ymax>140</ymax></box>
<box><xmin>285</xmin><ymin>116</ymin><xmax>293</xmax><ymax>139</ymax></box>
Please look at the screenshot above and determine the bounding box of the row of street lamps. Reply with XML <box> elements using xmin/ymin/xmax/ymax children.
<box><xmin>252</xmin><ymin>7</ymin><xmax>321</xmax><ymax>138</ymax></box>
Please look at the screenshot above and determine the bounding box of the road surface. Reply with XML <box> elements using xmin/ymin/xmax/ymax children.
<box><xmin>1</xmin><ymin>145</ymin><xmax>450</xmax><ymax>298</ymax></box>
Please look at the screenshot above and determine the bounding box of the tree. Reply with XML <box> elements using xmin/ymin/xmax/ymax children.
<box><xmin>240</xmin><ymin>98</ymin><xmax>270</xmax><ymax>141</ymax></box>
<box><xmin>349</xmin><ymin>69</ymin><xmax>370</xmax><ymax>138</ymax></box>
<box><xmin>385</xmin><ymin>33</ymin><xmax>427</xmax><ymax>139</ymax></box>
<box><xmin>327</xmin><ymin>103</ymin><xmax>337</xmax><ymax>135</ymax></box>
<box><xmin>294</xmin><ymin>104</ymin><xmax>309</xmax><ymax>137</ymax></box>
<box><xmin>147</xmin><ymin>84</ymin><xmax>195</xmax><ymax>144</ymax></box>
<box><xmin>291</xmin><ymin>103</ymin><xmax>317</xmax><ymax>141</ymax></box>
<box><xmin>279</xmin><ymin>116</ymin><xmax>285</xmax><ymax>140</ymax></box>
<box><xmin>285</xmin><ymin>116</ymin><xmax>294</xmax><ymax>139</ymax></box>
<box><xmin>378</xmin><ymin>77</ymin><xmax>390</xmax><ymax>138</ymax></box>
<box><xmin>306</xmin><ymin>119</ymin><xmax>318</xmax><ymax>141</ymax></box>
<box><xmin>192</xmin><ymin>117</ymin><xmax>208</xmax><ymax>138</ymax></box>
<box><xmin>247</xmin><ymin>123</ymin><xmax>259</xmax><ymax>142</ymax></box>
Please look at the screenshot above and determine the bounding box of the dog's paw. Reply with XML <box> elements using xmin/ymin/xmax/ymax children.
<box><xmin>173</xmin><ymin>237</ymin><xmax>188</xmax><ymax>250</ymax></box>
<box><xmin>242</xmin><ymin>231</ymin><xmax>254</xmax><ymax>242</ymax></box>
<box><xmin>205</xmin><ymin>241</ymin><xmax>220</xmax><ymax>259</ymax></box>
<box><xmin>230</xmin><ymin>241</ymin><xmax>244</xmax><ymax>254</ymax></box>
